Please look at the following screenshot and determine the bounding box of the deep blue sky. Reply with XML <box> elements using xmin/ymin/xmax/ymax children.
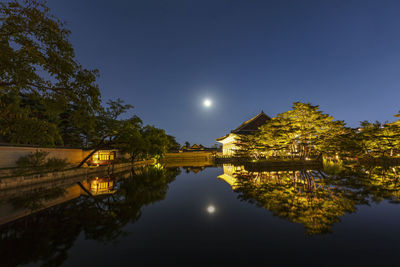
<box><xmin>48</xmin><ymin>0</ymin><xmax>400</xmax><ymax>146</ymax></box>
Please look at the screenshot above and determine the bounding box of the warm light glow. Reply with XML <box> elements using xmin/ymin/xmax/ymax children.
<box><xmin>206</xmin><ymin>205</ymin><xmax>216</xmax><ymax>214</ymax></box>
<box><xmin>203</xmin><ymin>99</ymin><xmax>212</xmax><ymax>107</ymax></box>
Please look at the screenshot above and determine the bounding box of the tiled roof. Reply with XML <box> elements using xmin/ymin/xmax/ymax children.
<box><xmin>231</xmin><ymin>111</ymin><xmax>271</xmax><ymax>134</ymax></box>
<box><xmin>216</xmin><ymin>111</ymin><xmax>271</xmax><ymax>141</ymax></box>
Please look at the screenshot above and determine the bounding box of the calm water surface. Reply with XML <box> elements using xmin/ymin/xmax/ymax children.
<box><xmin>2</xmin><ymin>164</ymin><xmax>400</xmax><ymax>266</ymax></box>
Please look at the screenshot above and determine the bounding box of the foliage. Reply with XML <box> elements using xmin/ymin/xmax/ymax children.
<box><xmin>219</xmin><ymin>162</ymin><xmax>400</xmax><ymax>236</ymax></box>
<box><xmin>78</xmin><ymin>98</ymin><xmax>177</xmax><ymax>166</ymax></box>
<box><xmin>323</xmin><ymin>158</ymin><xmax>345</xmax><ymax>175</ymax></box>
<box><xmin>16</xmin><ymin>150</ymin><xmax>49</xmax><ymax>168</ymax></box>
<box><xmin>91</xmin><ymin>98</ymin><xmax>133</xmax><ymax>145</ymax></box>
<box><xmin>183</xmin><ymin>141</ymin><xmax>190</xmax><ymax>149</ymax></box>
<box><xmin>0</xmin><ymin>92</ymin><xmax>64</xmax><ymax>146</ymax></box>
<box><xmin>357</xmin><ymin>120</ymin><xmax>400</xmax><ymax>157</ymax></box>
<box><xmin>14</xmin><ymin>150</ymin><xmax>68</xmax><ymax>175</ymax></box>
<box><xmin>77</xmin><ymin>98</ymin><xmax>135</xmax><ymax>166</ymax></box>
<box><xmin>0</xmin><ymin>0</ymin><xmax>101</xmax><ymax>146</ymax></box>
<box><xmin>234</xmin><ymin>134</ymin><xmax>259</xmax><ymax>159</ymax></box>
<box><xmin>141</xmin><ymin>125</ymin><xmax>170</xmax><ymax>159</ymax></box>
<box><xmin>166</xmin><ymin>135</ymin><xmax>181</xmax><ymax>150</ymax></box>
<box><xmin>233</xmin><ymin>168</ymin><xmax>357</xmax><ymax>235</ymax></box>
<box><xmin>234</xmin><ymin>102</ymin><xmax>400</xmax><ymax>161</ymax></box>
<box><xmin>114</xmin><ymin>116</ymin><xmax>145</xmax><ymax>162</ymax></box>
<box><xmin>0</xmin><ymin>166</ymin><xmax>181</xmax><ymax>266</ymax></box>
<box><xmin>238</xmin><ymin>102</ymin><xmax>346</xmax><ymax>160</ymax></box>
<box><xmin>10</xmin><ymin>187</ymin><xmax>66</xmax><ymax>211</ymax></box>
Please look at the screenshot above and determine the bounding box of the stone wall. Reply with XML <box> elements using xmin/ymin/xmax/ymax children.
<box><xmin>0</xmin><ymin>146</ymin><xmax>92</xmax><ymax>168</ymax></box>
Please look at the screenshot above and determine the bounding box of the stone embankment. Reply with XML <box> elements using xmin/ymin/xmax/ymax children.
<box><xmin>0</xmin><ymin>159</ymin><xmax>154</xmax><ymax>191</ymax></box>
<box><xmin>162</xmin><ymin>151</ymin><xmax>215</xmax><ymax>167</ymax></box>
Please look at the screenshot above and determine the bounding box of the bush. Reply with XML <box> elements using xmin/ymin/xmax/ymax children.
<box><xmin>13</xmin><ymin>150</ymin><xmax>68</xmax><ymax>175</ymax></box>
<box><xmin>16</xmin><ymin>150</ymin><xmax>49</xmax><ymax>168</ymax></box>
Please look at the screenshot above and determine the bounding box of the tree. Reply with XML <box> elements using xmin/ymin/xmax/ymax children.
<box><xmin>141</xmin><ymin>125</ymin><xmax>170</xmax><ymax>159</ymax></box>
<box><xmin>255</xmin><ymin>102</ymin><xmax>345</xmax><ymax>159</ymax></box>
<box><xmin>280</xmin><ymin>102</ymin><xmax>345</xmax><ymax>159</ymax></box>
<box><xmin>166</xmin><ymin>135</ymin><xmax>181</xmax><ymax>150</ymax></box>
<box><xmin>318</xmin><ymin>127</ymin><xmax>363</xmax><ymax>159</ymax></box>
<box><xmin>0</xmin><ymin>91</ymin><xmax>65</xmax><ymax>146</ymax></box>
<box><xmin>358</xmin><ymin>120</ymin><xmax>400</xmax><ymax>157</ymax></box>
<box><xmin>234</xmin><ymin>133</ymin><xmax>262</xmax><ymax>159</ymax></box>
<box><xmin>256</xmin><ymin>116</ymin><xmax>298</xmax><ymax>158</ymax></box>
<box><xmin>77</xmin><ymin>98</ymin><xmax>133</xmax><ymax>167</ymax></box>
<box><xmin>184</xmin><ymin>141</ymin><xmax>190</xmax><ymax>149</ymax></box>
<box><xmin>114</xmin><ymin>116</ymin><xmax>145</xmax><ymax>162</ymax></box>
<box><xmin>0</xmin><ymin>0</ymin><xmax>101</xmax><ymax>146</ymax></box>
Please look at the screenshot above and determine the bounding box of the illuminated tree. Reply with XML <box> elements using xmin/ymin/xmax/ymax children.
<box><xmin>251</xmin><ymin>102</ymin><xmax>346</xmax><ymax>159</ymax></box>
<box><xmin>358</xmin><ymin>120</ymin><xmax>400</xmax><ymax>157</ymax></box>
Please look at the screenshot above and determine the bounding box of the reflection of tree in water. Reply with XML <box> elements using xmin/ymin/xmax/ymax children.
<box><xmin>8</xmin><ymin>187</ymin><xmax>67</xmax><ymax>211</ymax></box>
<box><xmin>233</xmin><ymin>168</ymin><xmax>360</xmax><ymax>235</ymax></box>
<box><xmin>350</xmin><ymin>165</ymin><xmax>400</xmax><ymax>204</ymax></box>
<box><xmin>0</xmin><ymin>166</ymin><xmax>180</xmax><ymax>267</ymax></box>
<box><xmin>231</xmin><ymin>164</ymin><xmax>400</xmax><ymax>235</ymax></box>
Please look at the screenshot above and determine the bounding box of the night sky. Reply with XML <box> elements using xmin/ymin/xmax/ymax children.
<box><xmin>48</xmin><ymin>0</ymin><xmax>400</xmax><ymax>146</ymax></box>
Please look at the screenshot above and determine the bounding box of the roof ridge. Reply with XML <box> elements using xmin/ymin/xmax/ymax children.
<box><xmin>233</xmin><ymin>111</ymin><xmax>267</xmax><ymax>132</ymax></box>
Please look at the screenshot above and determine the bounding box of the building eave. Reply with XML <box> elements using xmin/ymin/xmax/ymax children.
<box><xmin>216</xmin><ymin>134</ymin><xmax>230</xmax><ymax>142</ymax></box>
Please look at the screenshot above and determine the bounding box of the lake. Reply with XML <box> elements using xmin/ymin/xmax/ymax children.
<box><xmin>1</xmin><ymin>164</ymin><xmax>400</xmax><ymax>266</ymax></box>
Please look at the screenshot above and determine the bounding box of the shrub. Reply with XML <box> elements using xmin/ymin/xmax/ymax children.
<box><xmin>13</xmin><ymin>150</ymin><xmax>68</xmax><ymax>175</ymax></box>
<box><xmin>16</xmin><ymin>150</ymin><xmax>49</xmax><ymax>168</ymax></box>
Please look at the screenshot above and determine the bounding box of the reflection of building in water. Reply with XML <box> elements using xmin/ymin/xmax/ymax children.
<box><xmin>89</xmin><ymin>177</ymin><xmax>117</xmax><ymax>195</ymax></box>
<box><xmin>218</xmin><ymin>164</ymin><xmax>244</xmax><ymax>189</ymax></box>
<box><xmin>218</xmin><ymin>164</ymin><xmax>304</xmax><ymax>189</ymax></box>
<box><xmin>0</xmin><ymin>174</ymin><xmax>123</xmax><ymax>226</ymax></box>
<box><xmin>216</xmin><ymin>111</ymin><xmax>270</xmax><ymax>156</ymax></box>
<box><xmin>183</xmin><ymin>166</ymin><xmax>206</xmax><ymax>174</ymax></box>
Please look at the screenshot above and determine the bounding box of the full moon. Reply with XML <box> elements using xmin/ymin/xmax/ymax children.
<box><xmin>203</xmin><ymin>99</ymin><xmax>212</xmax><ymax>107</ymax></box>
<box><xmin>206</xmin><ymin>205</ymin><xmax>216</xmax><ymax>214</ymax></box>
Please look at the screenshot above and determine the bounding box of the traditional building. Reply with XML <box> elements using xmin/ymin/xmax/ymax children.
<box><xmin>190</xmin><ymin>144</ymin><xmax>204</xmax><ymax>150</ymax></box>
<box><xmin>88</xmin><ymin>149</ymin><xmax>118</xmax><ymax>166</ymax></box>
<box><xmin>216</xmin><ymin>111</ymin><xmax>271</xmax><ymax>156</ymax></box>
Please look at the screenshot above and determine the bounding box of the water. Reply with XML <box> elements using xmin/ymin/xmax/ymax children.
<box><xmin>1</xmin><ymin>164</ymin><xmax>400</xmax><ymax>266</ymax></box>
